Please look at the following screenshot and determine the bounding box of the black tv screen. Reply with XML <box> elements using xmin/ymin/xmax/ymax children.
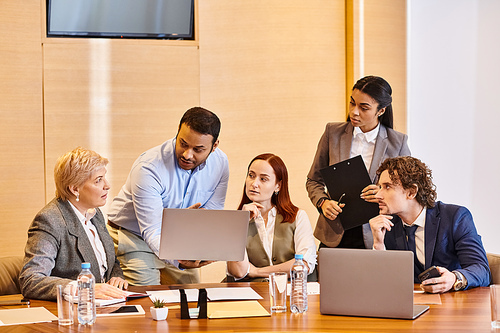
<box><xmin>47</xmin><ymin>0</ymin><xmax>194</xmax><ymax>40</ymax></box>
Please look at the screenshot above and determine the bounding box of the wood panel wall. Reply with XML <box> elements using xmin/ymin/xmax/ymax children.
<box><xmin>43</xmin><ymin>41</ymin><xmax>201</xmax><ymax>206</ymax></box>
<box><xmin>197</xmin><ymin>1</ymin><xmax>346</xmax><ymax>280</ymax></box>
<box><xmin>0</xmin><ymin>0</ymin><xmax>45</xmax><ymax>256</ymax></box>
<box><xmin>363</xmin><ymin>0</ymin><xmax>407</xmax><ymax>132</ymax></box>
<box><xmin>0</xmin><ymin>0</ymin><xmax>406</xmax><ymax>282</ymax></box>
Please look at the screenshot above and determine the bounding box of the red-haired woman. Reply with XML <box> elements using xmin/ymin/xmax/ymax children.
<box><xmin>227</xmin><ymin>153</ymin><xmax>317</xmax><ymax>282</ymax></box>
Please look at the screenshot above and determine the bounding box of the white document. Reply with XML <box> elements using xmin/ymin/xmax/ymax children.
<box><xmin>0</xmin><ymin>307</ymin><xmax>57</xmax><ymax>326</ymax></box>
<box><xmin>71</xmin><ymin>294</ymin><xmax>124</xmax><ymax>306</ymax></box>
<box><xmin>146</xmin><ymin>287</ymin><xmax>263</xmax><ymax>303</ymax></box>
<box><xmin>206</xmin><ymin>287</ymin><xmax>263</xmax><ymax>301</ymax></box>
<box><xmin>147</xmin><ymin>289</ymin><xmax>200</xmax><ymax>304</ymax></box>
<box><xmin>71</xmin><ymin>290</ymin><xmax>146</xmax><ymax>307</ymax></box>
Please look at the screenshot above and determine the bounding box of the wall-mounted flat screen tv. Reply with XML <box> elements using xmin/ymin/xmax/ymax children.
<box><xmin>47</xmin><ymin>0</ymin><xmax>194</xmax><ymax>40</ymax></box>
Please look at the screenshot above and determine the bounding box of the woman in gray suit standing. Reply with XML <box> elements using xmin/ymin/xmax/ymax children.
<box><xmin>20</xmin><ymin>147</ymin><xmax>128</xmax><ymax>301</ymax></box>
<box><xmin>306</xmin><ymin>76</ymin><xmax>411</xmax><ymax>250</ymax></box>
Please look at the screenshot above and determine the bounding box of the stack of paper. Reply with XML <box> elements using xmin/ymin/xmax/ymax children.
<box><xmin>71</xmin><ymin>290</ymin><xmax>149</xmax><ymax>307</ymax></box>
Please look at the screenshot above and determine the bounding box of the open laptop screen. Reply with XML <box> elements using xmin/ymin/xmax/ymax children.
<box><xmin>319</xmin><ymin>248</ymin><xmax>428</xmax><ymax>320</ymax></box>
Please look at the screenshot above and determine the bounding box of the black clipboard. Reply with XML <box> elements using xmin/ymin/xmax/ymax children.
<box><xmin>319</xmin><ymin>155</ymin><xmax>379</xmax><ymax>230</ymax></box>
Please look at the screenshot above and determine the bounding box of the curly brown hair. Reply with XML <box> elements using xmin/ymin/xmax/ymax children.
<box><xmin>377</xmin><ymin>156</ymin><xmax>437</xmax><ymax>208</ymax></box>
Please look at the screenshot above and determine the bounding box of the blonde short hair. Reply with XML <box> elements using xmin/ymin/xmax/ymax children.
<box><xmin>54</xmin><ymin>147</ymin><xmax>108</xmax><ymax>201</ymax></box>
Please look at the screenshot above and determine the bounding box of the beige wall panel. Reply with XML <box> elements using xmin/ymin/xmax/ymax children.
<box><xmin>364</xmin><ymin>0</ymin><xmax>407</xmax><ymax>133</ymax></box>
<box><xmin>43</xmin><ymin>42</ymin><xmax>200</xmax><ymax>206</ymax></box>
<box><xmin>198</xmin><ymin>1</ymin><xmax>346</xmax><ymax>281</ymax></box>
<box><xmin>0</xmin><ymin>0</ymin><xmax>44</xmax><ymax>256</ymax></box>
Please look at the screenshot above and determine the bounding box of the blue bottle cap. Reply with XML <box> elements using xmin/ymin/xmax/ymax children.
<box><xmin>81</xmin><ymin>262</ymin><xmax>91</xmax><ymax>269</ymax></box>
<box><xmin>295</xmin><ymin>254</ymin><xmax>304</xmax><ymax>260</ymax></box>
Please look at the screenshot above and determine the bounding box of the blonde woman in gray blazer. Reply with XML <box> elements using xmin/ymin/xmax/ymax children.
<box><xmin>20</xmin><ymin>148</ymin><xmax>128</xmax><ymax>301</ymax></box>
<box><xmin>306</xmin><ymin>76</ymin><xmax>411</xmax><ymax>250</ymax></box>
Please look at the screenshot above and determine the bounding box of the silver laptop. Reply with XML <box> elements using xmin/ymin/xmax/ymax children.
<box><xmin>319</xmin><ymin>248</ymin><xmax>429</xmax><ymax>320</ymax></box>
<box><xmin>158</xmin><ymin>208</ymin><xmax>249</xmax><ymax>261</ymax></box>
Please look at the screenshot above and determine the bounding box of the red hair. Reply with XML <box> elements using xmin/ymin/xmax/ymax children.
<box><xmin>238</xmin><ymin>153</ymin><xmax>299</xmax><ymax>223</ymax></box>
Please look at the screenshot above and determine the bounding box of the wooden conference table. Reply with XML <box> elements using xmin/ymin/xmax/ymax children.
<box><xmin>0</xmin><ymin>282</ymin><xmax>494</xmax><ymax>332</ymax></box>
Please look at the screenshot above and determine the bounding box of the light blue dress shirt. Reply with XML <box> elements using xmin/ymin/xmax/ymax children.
<box><xmin>107</xmin><ymin>137</ymin><xmax>229</xmax><ymax>257</ymax></box>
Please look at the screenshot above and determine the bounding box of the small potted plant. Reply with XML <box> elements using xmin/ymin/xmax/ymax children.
<box><xmin>150</xmin><ymin>298</ymin><xmax>168</xmax><ymax>321</ymax></box>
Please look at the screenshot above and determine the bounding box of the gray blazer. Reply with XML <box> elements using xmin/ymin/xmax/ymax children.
<box><xmin>19</xmin><ymin>198</ymin><xmax>123</xmax><ymax>300</ymax></box>
<box><xmin>306</xmin><ymin>122</ymin><xmax>410</xmax><ymax>247</ymax></box>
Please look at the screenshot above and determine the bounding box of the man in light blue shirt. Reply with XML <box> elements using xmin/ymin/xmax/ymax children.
<box><xmin>107</xmin><ymin>107</ymin><xmax>229</xmax><ymax>285</ymax></box>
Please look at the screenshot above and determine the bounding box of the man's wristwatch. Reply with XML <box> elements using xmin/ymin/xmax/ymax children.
<box><xmin>316</xmin><ymin>197</ymin><xmax>328</xmax><ymax>214</ymax></box>
<box><xmin>453</xmin><ymin>271</ymin><xmax>465</xmax><ymax>291</ymax></box>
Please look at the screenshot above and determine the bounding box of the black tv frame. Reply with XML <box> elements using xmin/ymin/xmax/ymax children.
<box><xmin>46</xmin><ymin>0</ymin><xmax>195</xmax><ymax>40</ymax></box>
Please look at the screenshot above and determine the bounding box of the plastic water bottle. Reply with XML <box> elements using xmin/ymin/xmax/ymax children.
<box><xmin>290</xmin><ymin>254</ymin><xmax>308</xmax><ymax>313</ymax></box>
<box><xmin>77</xmin><ymin>262</ymin><xmax>96</xmax><ymax>325</ymax></box>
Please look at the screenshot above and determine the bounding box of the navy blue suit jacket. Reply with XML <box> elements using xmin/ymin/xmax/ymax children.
<box><xmin>384</xmin><ymin>201</ymin><xmax>490</xmax><ymax>287</ymax></box>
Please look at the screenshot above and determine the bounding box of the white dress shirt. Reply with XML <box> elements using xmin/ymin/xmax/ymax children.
<box><xmin>350</xmin><ymin>123</ymin><xmax>380</xmax><ymax>170</ymax></box>
<box><xmin>350</xmin><ymin>123</ymin><xmax>380</xmax><ymax>248</ymax></box>
<box><xmin>68</xmin><ymin>202</ymin><xmax>108</xmax><ymax>282</ymax></box>
<box><xmin>253</xmin><ymin>207</ymin><xmax>317</xmax><ymax>273</ymax></box>
<box><xmin>231</xmin><ymin>207</ymin><xmax>317</xmax><ymax>279</ymax></box>
<box><xmin>402</xmin><ymin>207</ymin><xmax>426</xmax><ymax>267</ymax></box>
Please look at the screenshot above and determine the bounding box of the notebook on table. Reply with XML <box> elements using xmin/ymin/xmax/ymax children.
<box><xmin>319</xmin><ymin>248</ymin><xmax>429</xmax><ymax>320</ymax></box>
<box><xmin>158</xmin><ymin>208</ymin><xmax>249</xmax><ymax>261</ymax></box>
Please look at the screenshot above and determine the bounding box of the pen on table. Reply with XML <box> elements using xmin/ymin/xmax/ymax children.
<box><xmin>337</xmin><ymin>193</ymin><xmax>345</xmax><ymax>205</ymax></box>
<box><xmin>0</xmin><ymin>298</ymin><xmax>30</xmax><ymax>306</ymax></box>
